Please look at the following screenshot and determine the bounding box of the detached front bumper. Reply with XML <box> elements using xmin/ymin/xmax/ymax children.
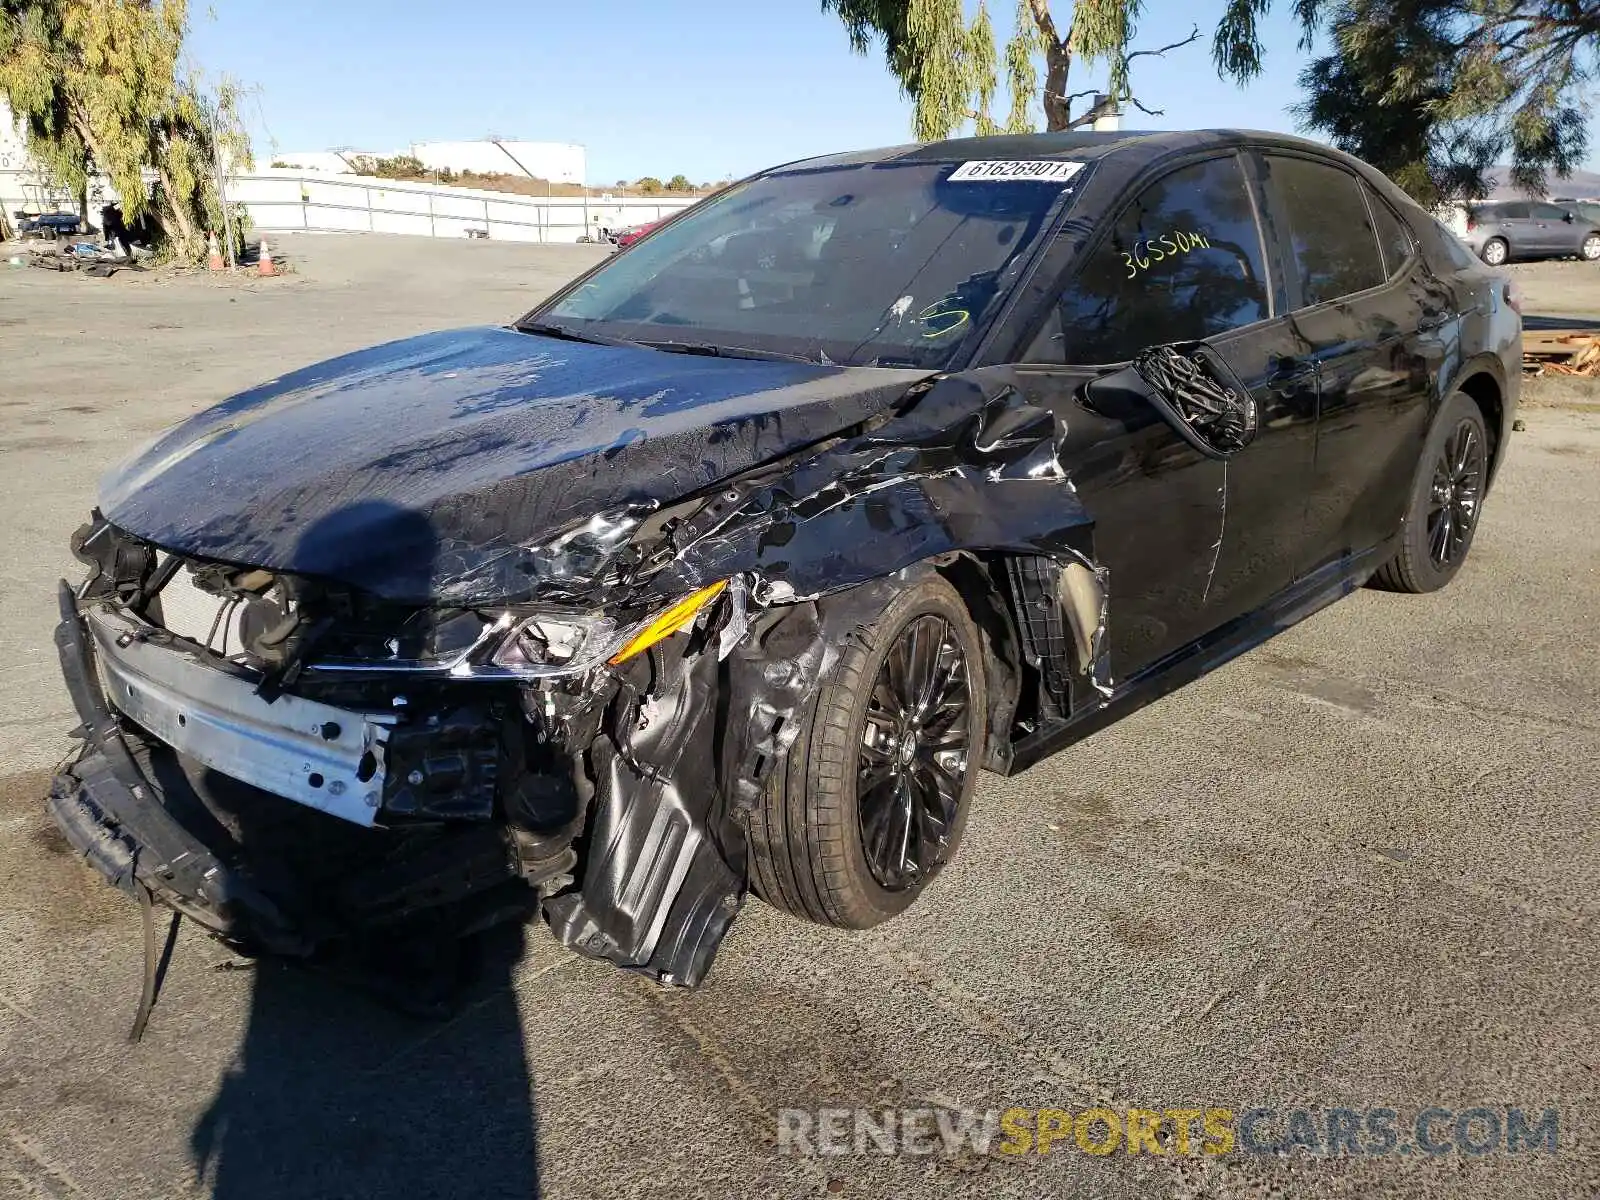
<box><xmin>48</xmin><ymin>580</ymin><xmax>543</xmax><ymax>958</ymax></box>
<box><xmin>49</xmin><ymin>581</ymin><xmax>309</xmax><ymax>952</ymax></box>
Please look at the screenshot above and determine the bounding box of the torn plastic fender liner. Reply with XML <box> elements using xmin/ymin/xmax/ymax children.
<box><xmin>546</xmin><ymin>576</ymin><xmax>909</xmax><ymax>985</ymax></box>
<box><xmin>544</xmin><ymin>626</ymin><xmax>740</xmax><ymax>985</ymax></box>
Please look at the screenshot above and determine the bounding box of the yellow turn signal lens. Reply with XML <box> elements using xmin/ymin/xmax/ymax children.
<box><xmin>608</xmin><ymin>580</ymin><xmax>729</xmax><ymax>666</ymax></box>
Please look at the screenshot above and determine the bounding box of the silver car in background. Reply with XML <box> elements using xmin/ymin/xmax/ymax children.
<box><xmin>1461</xmin><ymin>200</ymin><xmax>1600</xmax><ymax>265</ymax></box>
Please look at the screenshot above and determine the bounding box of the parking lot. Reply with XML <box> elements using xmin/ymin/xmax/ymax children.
<box><xmin>1</xmin><ymin>235</ymin><xmax>1596</xmax><ymax>1199</ymax></box>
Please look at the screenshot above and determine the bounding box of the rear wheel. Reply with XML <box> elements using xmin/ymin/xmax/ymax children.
<box><xmin>748</xmin><ymin>575</ymin><xmax>986</xmax><ymax>929</ymax></box>
<box><xmin>1480</xmin><ymin>237</ymin><xmax>1509</xmax><ymax>266</ymax></box>
<box><xmin>1373</xmin><ymin>391</ymin><xmax>1489</xmax><ymax>593</ymax></box>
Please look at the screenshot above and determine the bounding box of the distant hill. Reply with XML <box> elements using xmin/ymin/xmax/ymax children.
<box><xmin>1485</xmin><ymin>166</ymin><xmax>1600</xmax><ymax>201</ymax></box>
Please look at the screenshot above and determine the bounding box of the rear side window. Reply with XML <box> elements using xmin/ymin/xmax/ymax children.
<box><xmin>1495</xmin><ymin>202</ymin><xmax>1530</xmax><ymax>220</ymax></box>
<box><xmin>1366</xmin><ymin>187</ymin><xmax>1415</xmax><ymax>276</ymax></box>
<box><xmin>1265</xmin><ymin>155</ymin><xmax>1386</xmax><ymax>306</ymax></box>
<box><xmin>1432</xmin><ymin>222</ymin><xmax>1481</xmax><ymax>271</ymax></box>
<box><xmin>1048</xmin><ymin>154</ymin><xmax>1270</xmax><ymax>364</ymax></box>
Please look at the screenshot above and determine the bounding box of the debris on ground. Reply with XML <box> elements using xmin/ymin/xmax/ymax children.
<box><xmin>17</xmin><ymin>240</ymin><xmax>147</xmax><ymax>277</ymax></box>
<box><xmin>1522</xmin><ymin>329</ymin><xmax>1600</xmax><ymax>375</ymax></box>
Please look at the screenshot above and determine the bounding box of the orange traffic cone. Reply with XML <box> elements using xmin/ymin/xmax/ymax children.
<box><xmin>257</xmin><ymin>235</ymin><xmax>277</xmax><ymax>278</ymax></box>
<box><xmin>206</xmin><ymin>231</ymin><xmax>224</xmax><ymax>271</ymax></box>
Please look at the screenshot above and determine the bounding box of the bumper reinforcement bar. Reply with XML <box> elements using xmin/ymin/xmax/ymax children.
<box><xmin>50</xmin><ymin>580</ymin><xmax>308</xmax><ymax>954</ymax></box>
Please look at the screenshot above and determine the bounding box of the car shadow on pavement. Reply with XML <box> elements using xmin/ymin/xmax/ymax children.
<box><xmin>189</xmin><ymin>921</ymin><xmax>540</xmax><ymax>1199</ymax></box>
<box><xmin>188</xmin><ymin>499</ymin><xmax>541</xmax><ymax>1198</ymax></box>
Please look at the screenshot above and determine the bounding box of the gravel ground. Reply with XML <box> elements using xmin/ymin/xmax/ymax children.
<box><xmin>1507</xmin><ymin>256</ymin><xmax>1600</xmax><ymax>316</ymax></box>
<box><xmin>0</xmin><ymin>236</ymin><xmax>1596</xmax><ymax>1200</ymax></box>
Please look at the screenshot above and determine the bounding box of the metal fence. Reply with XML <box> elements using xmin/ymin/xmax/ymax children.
<box><xmin>1</xmin><ymin>168</ymin><xmax>700</xmax><ymax>245</ymax></box>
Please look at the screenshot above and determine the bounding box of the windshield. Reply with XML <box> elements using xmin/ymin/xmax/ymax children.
<box><xmin>534</xmin><ymin>160</ymin><xmax>1084</xmax><ymax>368</ymax></box>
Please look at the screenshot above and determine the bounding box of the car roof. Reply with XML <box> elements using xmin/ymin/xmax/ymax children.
<box><xmin>768</xmin><ymin>129</ymin><xmax>1361</xmax><ymax>174</ymax></box>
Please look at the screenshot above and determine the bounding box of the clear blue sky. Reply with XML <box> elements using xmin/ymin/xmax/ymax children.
<box><xmin>183</xmin><ymin>1</ymin><xmax>1581</xmax><ymax>186</ymax></box>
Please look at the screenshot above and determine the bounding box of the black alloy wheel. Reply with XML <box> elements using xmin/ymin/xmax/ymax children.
<box><xmin>747</xmin><ymin>573</ymin><xmax>986</xmax><ymax>930</ymax></box>
<box><xmin>1427</xmin><ymin>418</ymin><xmax>1485</xmax><ymax>569</ymax></box>
<box><xmin>855</xmin><ymin>614</ymin><xmax>972</xmax><ymax>892</ymax></box>
<box><xmin>1372</xmin><ymin>390</ymin><xmax>1491</xmax><ymax>594</ymax></box>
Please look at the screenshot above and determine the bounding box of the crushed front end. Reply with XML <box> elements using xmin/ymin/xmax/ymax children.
<box><xmin>49</xmin><ymin>515</ymin><xmax>752</xmax><ymax>990</ymax></box>
<box><xmin>48</xmin><ymin>360</ymin><xmax>1108</xmax><ymax>999</ymax></box>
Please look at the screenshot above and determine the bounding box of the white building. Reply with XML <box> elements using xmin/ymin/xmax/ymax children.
<box><xmin>0</xmin><ymin>97</ymin><xmax>96</xmax><ymax>225</ymax></box>
<box><xmin>0</xmin><ymin>97</ymin><xmax>27</xmax><ymax>172</ymax></box>
<box><xmin>409</xmin><ymin>140</ymin><xmax>585</xmax><ymax>183</ymax></box>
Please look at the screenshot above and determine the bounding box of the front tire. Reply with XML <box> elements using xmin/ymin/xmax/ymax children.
<box><xmin>1373</xmin><ymin>391</ymin><xmax>1490</xmax><ymax>593</ymax></box>
<box><xmin>748</xmin><ymin>575</ymin><xmax>986</xmax><ymax>930</ymax></box>
<box><xmin>1480</xmin><ymin>237</ymin><xmax>1509</xmax><ymax>266</ymax></box>
<box><xmin>1582</xmin><ymin>233</ymin><xmax>1600</xmax><ymax>261</ymax></box>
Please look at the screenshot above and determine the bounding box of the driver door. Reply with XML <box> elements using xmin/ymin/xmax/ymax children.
<box><xmin>1012</xmin><ymin>151</ymin><xmax>1317</xmax><ymax>683</ymax></box>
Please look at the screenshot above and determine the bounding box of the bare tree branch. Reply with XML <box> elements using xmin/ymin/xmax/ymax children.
<box><xmin>1124</xmin><ymin>24</ymin><xmax>1202</xmax><ymax>67</ymax></box>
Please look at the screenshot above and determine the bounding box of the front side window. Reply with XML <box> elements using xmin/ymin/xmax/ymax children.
<box><xmin>1265</xmin><ymin>155</ymin><xmax>1386</xmax><ymax>307</ymax></box>
<box><xmin>536</xmin><ymin>161</ymin><xmax>1079</xmax><ymax>368</ymax></box>
<box><xmin>1046</xmin><ymin>155</ymin><xmax>1270</xmax><ymax>364</ymax></box>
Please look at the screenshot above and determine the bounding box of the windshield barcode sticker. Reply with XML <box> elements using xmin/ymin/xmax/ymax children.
<box><xmin>948</xmin><ymin>160</ymin><xmax>1086</xmax><ymax>183</ymax></box>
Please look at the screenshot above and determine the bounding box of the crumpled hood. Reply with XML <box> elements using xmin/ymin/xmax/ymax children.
<box><xmin>100</xmin><ymin>327</ymin><xmax>932</xmax><ymax>603</ymax></box>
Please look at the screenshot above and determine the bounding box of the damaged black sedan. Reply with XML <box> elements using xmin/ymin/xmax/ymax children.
<box><xmin>49</xmin><ymin>131</ymin><xmax>1519</xmax><ymax>999</ymax></box>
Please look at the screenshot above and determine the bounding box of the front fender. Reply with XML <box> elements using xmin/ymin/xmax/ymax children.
<box><xmin>651</xmin><ymin>371</ymin><xmax>1097</xmax><ymax>603</ymax></box>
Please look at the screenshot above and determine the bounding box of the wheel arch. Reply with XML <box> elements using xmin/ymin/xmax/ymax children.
<box><xmin>1451</xmin><ymin>362</ymin><xmax>1511</xmax><ymax>488</ymax></box>
<box><xmin>930</xmin><ymin>553</ymin><xmax>1024</xmax><ymax>775</ymax></box>
<box><xmin>929</xmin><ymin>548</ymin><xmax>1108</xmax><ymax>775</ymax></box>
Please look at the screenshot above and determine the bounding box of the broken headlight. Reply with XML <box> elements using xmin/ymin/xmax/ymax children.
<box><xmin>307</xmin><ymin>583</ymin><xmax>730</xmax><ymax>681</ymax></box>
<box><xmin>489</xmin><ymin>581</ymin><xmax>729</xmax><ymax>673</ymax></box>
<box><xmin>487</xmin><ymin>611</ymin><xmax>622</xmax><ymax>675</ymax></box>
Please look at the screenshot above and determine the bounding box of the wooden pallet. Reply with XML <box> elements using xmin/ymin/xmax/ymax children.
<box><xmin>1522</xmin><ymin>329</ymin><xmax>1600</xmax><ymax>375</ymax></box>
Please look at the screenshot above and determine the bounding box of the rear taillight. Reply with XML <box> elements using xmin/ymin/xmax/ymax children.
<box><xmin>1466</xmin><ymin>216</ymin><xmax>1477</xmax><ymax>232</ymax></box>
<box><xmin>1505</xmin><ymin>278</ymin><xmax>1523</xmax><ymax>313</ymax></box>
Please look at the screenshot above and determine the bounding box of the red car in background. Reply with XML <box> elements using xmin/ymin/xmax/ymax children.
<box><xmin>614</xmin><ymin>221</ymin><xmax>661</xmax><ymax>248</ymax></box>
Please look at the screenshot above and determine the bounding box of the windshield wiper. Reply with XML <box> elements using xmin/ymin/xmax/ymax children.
<box><xmin>638</xmin><ymin>339</ymin><xmax>822</xmax><ymax>365</ymax></box>
<box><xmin>519</xmin><ymin>321</ymin><xmax>644</xmax><ymax>349</ymax></box>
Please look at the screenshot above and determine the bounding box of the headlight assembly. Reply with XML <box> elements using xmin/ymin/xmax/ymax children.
<box><xmin>487</xmin><ymin>611</ymin><xmax>621</xmax><ymax>675</ymax></box>
<box><xmin>305</xmin><ymin>583</ymin><xmax>730</xmax><ymax>681</ymax></box>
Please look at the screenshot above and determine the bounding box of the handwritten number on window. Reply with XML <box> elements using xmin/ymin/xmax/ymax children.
<box><xmin>1120</xmin><ymin>231</ymin><xmax>1212</xmax><ymax>279</ymax></box>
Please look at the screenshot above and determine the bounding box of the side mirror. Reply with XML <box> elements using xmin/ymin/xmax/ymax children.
<box><xmin>1565</xmin><ymin>212</ymin><xmax>1576</xmax><ymax>222</ymax></box>
<box><xmin>1083</xmin><ymin>343</ymin><xmax>1259</xmax><ymax>460</ymax></box>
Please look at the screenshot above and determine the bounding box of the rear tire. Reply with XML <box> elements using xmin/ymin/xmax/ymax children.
<box><xmin>1480</xmin><ymin>238</ymin><xmax>1509</xmax><ymax>266</ymax></box>
<box><xmin>748</xmin><ymin>575</ymin><xmax>986</xmax><ymax>930</ymax></box>
<box><xmin>1373</xmin><ymin>391</ymin><xmax>1490</xmax><ymax>594</ymax></box>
